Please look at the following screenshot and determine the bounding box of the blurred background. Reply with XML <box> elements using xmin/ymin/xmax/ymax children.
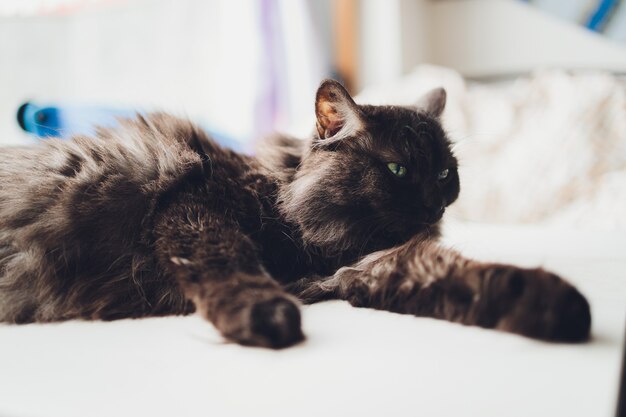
<box><xmin>1</xmin><ymin>0</ymin><xmax>625</xmax><ymax>228</ymax></box>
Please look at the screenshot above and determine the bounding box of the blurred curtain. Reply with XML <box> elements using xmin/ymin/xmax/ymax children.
<box><xmin>0</xmin><ymin>0</ymin><xmax>331</xmax><ymax>146</ymax></box>
<box><xmin>255</xmin><ymin>0</ymin><xmax>329</xmax><ymax>139</ymax></box>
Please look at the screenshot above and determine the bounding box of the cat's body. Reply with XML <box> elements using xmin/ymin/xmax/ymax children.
<box><xmin>0</xmin><ymin>80</ymin><xmax>591</xmax><ymax>347</ymax></box>
<box><xmin>0</xmin><ymin>114</ymin><xmax>366</xmax><ymax>317</ymax></box>
<box><xmin>0</xmin><ymin>115</ymin><xmax>305</xmax><ymax>323</ymax></box>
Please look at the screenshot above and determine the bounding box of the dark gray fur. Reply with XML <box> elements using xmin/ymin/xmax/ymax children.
<box><xmin>0</xmin><ymin>80</ymin><xmax>590</xmax><ymax>347</ymax></box>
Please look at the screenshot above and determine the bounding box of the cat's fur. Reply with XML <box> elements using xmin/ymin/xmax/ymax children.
<box><xmin>290</xmin><ymin>235</ymin><xmax>590</xmax><ymax>342</ymax></box>
<box><xmin>0</xmin><ymin>80</ymin><xmax>590</xmax><ymax>347</ymax></box>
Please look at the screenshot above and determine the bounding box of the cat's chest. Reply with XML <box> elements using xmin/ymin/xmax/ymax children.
<box><xmin>216</xmin><ymin>169</ymin><xmax>336</xmax><ymax>282</ymax></box>
<box><xmin>254</xmin><ymin>226</ymin><xmax>307</xmax><ymax>282</ymax></box>
<box><xmin>235</xmin><ymin>177</ymin><xmax>311</xmax><ymax>282</ymax></box>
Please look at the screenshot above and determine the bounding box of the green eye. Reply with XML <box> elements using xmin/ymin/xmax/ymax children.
<box><xmin>387</xmin><ymin>162</ymin><xmax>407</xmax><ymax>178</ymax></box>
<box><xmin>438</xmin><ymin>169</ymin><xmax>449</xmax><ymax>180</ymax></box>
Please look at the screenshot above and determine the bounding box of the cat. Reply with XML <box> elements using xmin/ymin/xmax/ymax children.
<box><xmin>0</xmin><ymin>79</ymin><xmax>590</xmax><ymax>348</ymax></box>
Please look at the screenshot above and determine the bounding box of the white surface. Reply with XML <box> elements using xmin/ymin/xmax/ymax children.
<box><xmin>0</xmin><ymin>223</ymin><xmax>624</xmax><ymax>417</ymax></box>
<box><xmin>426</xmin><ymin>0</ymin><xmax>626</xmax><ymax>77</ymax></box>
<box><xmin>358</xmin><ymin>0</ymin><xmax>626</xmax><ymax>88</ymax></box>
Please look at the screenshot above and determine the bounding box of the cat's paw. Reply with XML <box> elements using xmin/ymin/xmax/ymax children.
<box><xmin>247</xmin><ymin>297</ymin><xmax>304</xmax><ymax>349</ymax></box>
<box><xmin>481</xmin><ymin>267</ymin><xmax>591</xmax><ymax>342</ymax></box>
<box><xmin>185</xmin><ymin>271</ymin><xmax>305</xmax><ymax>349</ymax></box>
<box><xmin>214</xmin><ymin>294</ymin><xmax>304</xmax><ymax>349</ymax></box>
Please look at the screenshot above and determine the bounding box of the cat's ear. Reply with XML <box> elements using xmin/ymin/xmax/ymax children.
<box><xmin>414</xmin><ymin>87</ymin><xmax>447</xmax><ymax>118</ymax></box>
<box><xmin>315</xmin><ymin>79</ymin><xmax>363</xmax><ymax>140</ymax></box>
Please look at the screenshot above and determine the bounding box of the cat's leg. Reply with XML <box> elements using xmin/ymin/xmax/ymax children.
<box><xmin>154</xmin><ymin>201</ymin><xmax>304</xmax><ymax>349</ymax></box>
<box><xmin>289</xmin><ymin>239</ymin><xmax>591</xmax><ymax>342</ymax></box>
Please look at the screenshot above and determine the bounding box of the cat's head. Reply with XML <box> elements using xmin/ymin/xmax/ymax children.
<box><xmin>280</xmin><ymin>79</ymin><xmax>459</xmax><ymax>257</ymax></box>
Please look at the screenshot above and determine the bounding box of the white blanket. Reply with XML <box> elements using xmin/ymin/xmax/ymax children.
<box><xmin>1</xmin><ymin>223</ymin><xmax>624</xmax><ymax>417</ymax></box>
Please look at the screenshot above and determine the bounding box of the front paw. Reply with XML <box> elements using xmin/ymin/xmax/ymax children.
<box><xmin>210</xmin><ymin>293</ymin><xmax>304</xmax><ymax>349</ymax></box>
<box><xmin>183</xmin><ymin>270</ymin><xmax>305</xmax><ymax>349</ymax></box>
<box><xmin>248</xmin><ymin>297</ymin><xmax>304</xmax><ymax>348</ymax></box>
<box><xmin>478</xmin><ymin>267</ymin><xmax>591</xmax><ymax>342</ymax></box>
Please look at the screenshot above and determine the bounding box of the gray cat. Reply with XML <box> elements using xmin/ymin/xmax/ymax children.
<box><xmin>0</xmin><ymin>80</ymin><xmax>590</xmax><ymax>347</ymax></box>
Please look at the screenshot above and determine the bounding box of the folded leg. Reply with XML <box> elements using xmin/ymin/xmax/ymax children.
<box><xmin>155</xmin><ymin>197</ymin><xmax>303</xmax><ymax>348</ymax></box>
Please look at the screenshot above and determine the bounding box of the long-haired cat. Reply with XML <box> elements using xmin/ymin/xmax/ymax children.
<box><xmin>0</xmin><ymin>80</ymin><xmax>590</xmax><ymax>347</ymax></box>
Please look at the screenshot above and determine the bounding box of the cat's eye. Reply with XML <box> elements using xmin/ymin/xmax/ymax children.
<box><xmin>438</xmin><ymin>169</ymin><xmax>449</xmax><ymax>181</ymax></box>
<box><xmin>387</xmin><ymin>162</ymin><xmax>407</xmax><ymax>178</ymax></box>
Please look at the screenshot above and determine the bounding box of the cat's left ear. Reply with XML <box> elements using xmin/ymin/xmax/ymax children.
<box><xmin>315</xmin><ymin>79</ymin><xmax>363</xmax><ymax>141</ymax></box>
<box><xmin>414</xmin><ymin>87</ymin><xmax>447</xmax><ymax>118</ymax></box>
